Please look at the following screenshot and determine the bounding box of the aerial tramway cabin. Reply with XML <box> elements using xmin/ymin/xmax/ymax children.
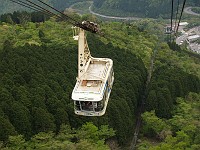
<box><xmin>71</xmin><ymin>22</ymin><xmax>114</xmax><ymax>116</ymax></box>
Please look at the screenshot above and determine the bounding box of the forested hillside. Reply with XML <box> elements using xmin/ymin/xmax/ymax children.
<box><xmin>145</xmin><ymin>41</ymin><xmax>200</xmax><ymax>116</ymax></box>
<box><xmin>0</xmin><ymin>12</ymin><xmax>151</xmax><ymax>147</ymax></box>
<box><xmin>139</xmin><ymin>92</ymin><xmax>200</xmax><ymax>149</ymax></box>
<box><xmin>134</xmin><ymin>39</ymin><xmax>200</xmax><ymax>148</ymax></box>
<box><xmin>0</xmin><ymin>0</ymin><xmax>84</xmax><ymax>15</ymax></box>
<box><xmin>1</xmin><ymin>122</ymin><xmax>115</xmax><ymax>149</ymax></box>
<box><xmin>93</xmin><ymin>0</ymin><xmax>200</xmax><ymax>18</ymax></box>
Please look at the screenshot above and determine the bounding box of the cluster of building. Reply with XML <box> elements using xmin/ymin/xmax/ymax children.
<box><xmin>166</xmin><ymin>22</ymin><xmax>200</xmax><ymax>54</ymax></box>
<box><xmin>185</xmin><ymin>27</ymin><xmax>200</xmax><ymax>54</ymax></box>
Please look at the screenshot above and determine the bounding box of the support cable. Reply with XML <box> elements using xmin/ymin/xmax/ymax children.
<box><xmin>175</xmin><ymin>0</ymin><xmax>187</xmax><ymax>35</ymax></box>
<box><xmin>25</xmin><ymin>0</ymin><xmax>73</xmax><ymax>22</ymax></box>
<box><xmin>9</xmin><ymin>0</ymin><xmax>45</xmax><ymax>13</ymax></box>
<box><xmin>35</xmin><ymin>0</ymin><xmax>78</xmax><ymax>25</ymax></box>
<box><xmin>170</xmin><ymin>0</ymin><xmax>174</xmax><ymax>42</ymax></box>
<box><xmin>170</xmin><ymin>0</ymin><xmax>174</xmax><ymax>32</ymax></box>
<box><xmin>174</xmin><ymin>0</ymin><xmax>180</xmax><ymax>34</ymax></box>
<box><xmin>8</xmin><ymin>0</ymin><xmax>64</xmax><ymax>19</ymax></box>
<box><xmin>9</xmin><ymin>0</ymin><xmax>103</xmax><ymax>35</ymax></box>
<box><xmin>35</xmin><ymin>0</ymin><xmax>102</xmax><ymax>34</ymax></box>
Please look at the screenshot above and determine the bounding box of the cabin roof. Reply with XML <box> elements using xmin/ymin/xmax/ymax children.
<box><xmin>82</xmin><ymin>60</ymin><xmax>110</xmax><ymax>80</ymax></box>
<box><xmin>72</xmin><ymin>58</ymin><xmax>112</xmax><ymax>101</ymax></box>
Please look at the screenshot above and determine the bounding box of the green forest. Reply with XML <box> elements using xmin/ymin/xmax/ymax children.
<box><xmin>0</xmin><ymin>12</ymin><xmax>149</xmax><ymax>148</ymax></box>
<box><xmin>1</xmin><ymin>122</ymin><xmax>115</xmax><ymax>149</ymax></box>
<box><xmin>93</xmin><ymin>0</ymin><xmax>200</xmax><ymax>18</ymax></box>
<box><xmin>1</xmin><ymin>0</ymin><xmax>200</xmax><ymax>18</ymax></box>
<box><xmin>139</xmin><ymin>92</ymin><xmax>200</xmax><ymax>149</ymax></box>
<box><xmin>0</xmin><ymin>0</ymin><xmax>85</xmax><ymax>15</ymax></box>
<box><xmin>0</xmin><ymin>5</ymin><xmax>200</xmax><ymax>150</ymax></box>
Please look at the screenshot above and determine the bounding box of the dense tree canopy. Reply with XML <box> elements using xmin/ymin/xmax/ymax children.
<box><xmin>139</xmin><ymin>93</ymin><xmax>200</xmax><ymax>149</ymax></box>
<box><xmin>0</xmin><ymin>0</ymin><xmax>85</xmax><ymax>15</ymax></box>
<box><xmin>146</xmin><ymin>66</ymin><xmax>200</xmax><ymax>118</ymax></box>
<box><xmin>93</xmin><ymin>0</ymin><xmax>200</xmax><ymax>18</ymax></box>
<box><xmin>1</xmin><ymin>122</ymin><xmax>115</xmax><ymax>150</ymax></box>
<box><xmin>0</xmin><ymin>15</ymin><xmax>150</xmax><ymax>145</ymax></box>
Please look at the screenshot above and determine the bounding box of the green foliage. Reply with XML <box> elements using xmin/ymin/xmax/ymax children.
<box><xmin>32</xmin><ymin>107</ymin><xmax>56</xmax><ymax>134</ymax></box>
<box><xmin>146</xmin><ymin>40</ymin><xmax>200</xmax><ymax>118</ymax></box>
<box><xmin>99</xmin><ymin>22</ymin><xmax>157</xmax><ymax>67</ymax></box>
<box><xmin>50</xmin><ymin>0</ymin><xmax>85</xmax><ymax>11</ymax></box>
<box><xmin>3</xmin><ymin>123</ymin><xmax>113</xmax><ymax>150</ymax></box>
<box><xmin>139</xmin><ymin>93</ymin><xmax>200</xmax><ymax>149</ymax></box>
<box><xmin>87</xmin><ymin>32</ymin><xmax>148</xmax><ymax>143</ymax></box>
<box><xmin>65</xmin><ymin>1</ymin><xmax>93</xmax><ymax>15</ymax></box>
<box><xmin>93</xmin><ymin>0</ymin><xmax>169</xmax><ymax>18</ymax></box>
<box><xmin>0</xmin><ymin>20</ymin><xmax>148</xmax><ymax>145</ymax></box>
<box><xmin>0</xmin><ymin>10</ymin><xmax>199</xmax><ymax>148</ymax></box>
<box><xmin>0</xmin><ymin>0</ymin><xmax>85</xmax><ymax>15</ymax></box>
<box><xmin>142</xmin><ymin>111</ymin><xmax>171</xmax><ymax>139</ymax></box>
<box><xmin>93</xmin><ymin>0</ymin><xmax>200</xmax><ymax>18</ymax></box>
<box><xmin>5</xmin><ymin>101</ymin><xmax>32</xmax><ymax>138</ymax></box>
<box><xmin>0</xmin><ymin>116</ymin><xmax>16</xmax><ymax>141</ymax></box>
<box><xmin>191</xmin><ymin>7</ymin><xmax>200</xmax><ymax>14</ymax></box>
<box><xmin>77</xmin><ymin>122</ymin><xmax>115</xmax><ymax>143</ymax></box>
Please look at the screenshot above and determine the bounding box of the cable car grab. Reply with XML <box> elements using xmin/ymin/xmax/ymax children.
<box><xmin>71</xmin><ymin>22</ymin><xmax>114</xmax><ymax>116</ymax></box>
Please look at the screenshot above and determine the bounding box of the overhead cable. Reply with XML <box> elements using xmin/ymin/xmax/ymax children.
<box><xmin>9</xmin><ymin>0</ymin><xmax>102</xmax><ymax>35</ymax></box>
<box><xmin>9</xmin><ymin>0</ymin><xmax>44</xmax><ymax>13</ymax></box>
<box><xmin>35</xmin><ymin>0</ymin><xmax>78</xmax><ymax>25</ymax></box>
<box><xmin>8</xmin><ymin>0</ymin><xmax>62</xmax><ymax>19</ymax></box>
<box><xmin>175</xmin><ymin>0</ymin><xmax>187</xmax><ymax>34</ymax></box>
<box><xmin>35</xmin><ymin>0</ymin><xmax>100</xmax><ymax>33</ymax></box>
<box><xmin>170</xmin><ymin>0</ymin><xmax>174</xmax><ymax>33</ymax></box>
<box><xmin>25</xmin><ymin>0</ymin><xmax>69</xmax><ymax>21</ymax></box>
<box><xmin>174</xmin><ymin>0</ymin><xmax>180</xmax><ymax>34</ymax></box>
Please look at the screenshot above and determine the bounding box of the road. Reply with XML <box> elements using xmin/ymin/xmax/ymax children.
<box><xmin>89</xmin><ymin>5</ymin><xmax>142</xmax><ymax>20</ymax></box>
<box><xmin>184</xmin><ymin>7</ymin><xmax>200</xmax><ymax>16</ymax></box>
<box><xmin>66</xmin><ymin>1</ymin><xmax>142</xmax><ymax>20</ymax></box>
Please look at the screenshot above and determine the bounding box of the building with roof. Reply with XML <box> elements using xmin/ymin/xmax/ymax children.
<box><xmin>187</xmin><ymin>35</ymin><xmax>200</xmax><ymax>42</ymax></box>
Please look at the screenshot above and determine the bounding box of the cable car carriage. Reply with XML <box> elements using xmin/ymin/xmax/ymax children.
<box><xmin>165</xmin><ymin>26</ymin><xmax>173</xmax><ymax>34</ymax></box>
<box><xmin>71</xmin><ymin>22</ymin><xmax>114</xmax><ymax>116</ymax></box>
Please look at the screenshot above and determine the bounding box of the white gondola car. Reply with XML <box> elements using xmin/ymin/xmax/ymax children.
<box><xmin>71</xmin><ymin>26</ymin><xmax>114</xmax><ymax>116</ymax></box>
<box><xmin>165</xmin><ymin>26</ymin><xmax>173</xmax><ymax>34</ymax></box>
